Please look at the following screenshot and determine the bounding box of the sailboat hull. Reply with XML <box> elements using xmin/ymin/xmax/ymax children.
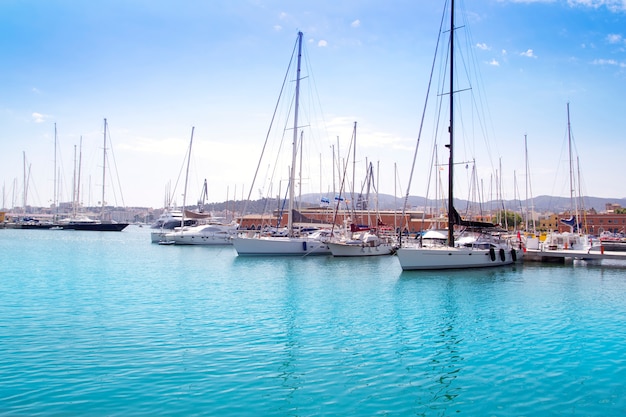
<box><xmin>233</xmin><ymin>235</ymin><xmax>330</xmax><ymax>256</ymax></box>
<box><xmin>63</xmin><ymin>222</ymin><xmax>129</xmax><ymax>231</ymax></box>
<box><xmin>328</xmin><ymin>241</ymin><xmax>395</xmax><ymax>257</ymax></box>
<box><xmin>397</xmin><ymin>246</ymin><xmax>521</xmax><ymax>271</ymax></box>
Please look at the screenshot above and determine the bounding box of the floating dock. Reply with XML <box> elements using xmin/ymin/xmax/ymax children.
<box><xmin>524</xmin><ymin>248</ymin><xmax>626</xmax><ymax>263</ymax></box>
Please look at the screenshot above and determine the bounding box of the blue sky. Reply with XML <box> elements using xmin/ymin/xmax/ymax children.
<box><xmin>1</xmin><ymin>0</ymin><xmax>625</xmax><ymax>209</ymax></box>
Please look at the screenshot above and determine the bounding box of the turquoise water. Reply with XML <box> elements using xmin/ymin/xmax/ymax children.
<box><xmin>1</xmin><ymin>226</ymin><xmax>625</xmax><ymax>416</ymax></box>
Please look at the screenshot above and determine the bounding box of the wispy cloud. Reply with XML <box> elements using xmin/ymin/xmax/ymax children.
<box><xmin>351</xmin><ymin>19</ymin><xmax>360</xmax><ymax>28</ymax></box>
<box><xmin>520</xmin><ymin>49</ymin><xmax>537</xmax><ymax>58</ymax></box>
<box><xmin>567</xmin><ymin>0</ymin><xmax>626</xmax><ymax>12</ymax></box>
<box><xmin>592</xmin><ymin>58</ymin><xmax>626</xmax><ymax>67</ymax></box>
<box><xmin>476</xmin><ymin>42</ymin><xmax>490</xmax><ymax>50</ymax></box>
<box><xmin>274</xmin><ymin>12</ymin><xmax>288</xmax><ymax>31</ymax></box>
<box><xmin>606</xmin><ymin>33</ymin><xmax>624</xmax><ymax>44</ymax></box>
<box><xmin>504</xmin><ymin>0</ymin><xmax>626</xmax><ymax>12</ymax></box>
<box><xmin>489</xmin><ymin>58</ymin><xmax>500</xmax><ymax>66</ymax></box>
<box><xmin>318</xmin><ymin>40</ymin><xmax>328</xmax><ymax>47</ymax></box>
<box><xmin>32</xmin><ymin>112</ymin><xmax>50</xmax><ymax>123</ymax></box>
<box><xmin>505</xmin><ymin>0</ymin><xmax>557</xmax><ymax>3</ymax></box>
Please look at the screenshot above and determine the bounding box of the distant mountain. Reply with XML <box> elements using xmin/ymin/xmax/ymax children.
<box><xmin>203</xmin><ymin>194</ymin><xmax>626</xmax><ymax>215</ymax></box>
<box><xmin>294</xmin><ymin>193</ymin><xmax>626</xmax><ymax>214</ymax></box>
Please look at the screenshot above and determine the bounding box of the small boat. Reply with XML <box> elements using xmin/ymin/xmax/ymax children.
<box><xmin>599</xmin><ymin>232</ymin><xmax>626</xmax><ymax>252</ymax></box>
<box><xmin>327</xmin><ymin>231</ymin><xmax>396</xmax><ymax>257</ymax></box>
<box><xmin>328</xmin><ymin>222</ymin><xmax>397</xmax><ymax>257</ymax></box>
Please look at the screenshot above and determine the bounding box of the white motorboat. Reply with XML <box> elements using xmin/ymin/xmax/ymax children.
<box><xmin>159</xmin><ymin>222</ymin><xmax>239</xmax><ymax>246</ymax></box>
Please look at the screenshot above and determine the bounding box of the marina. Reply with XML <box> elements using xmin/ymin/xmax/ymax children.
<box><xmin>1</xmin><ymin>226</ymin><xmax>626</xmax><ymax>415</ymax></box>
<box><xmin>2</xmin><ymin>0</ymin><xmax>626</xmax><ymax>415</ymax></box>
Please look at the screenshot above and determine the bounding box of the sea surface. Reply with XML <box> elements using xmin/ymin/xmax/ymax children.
<box><xmin>1</xmin><ymin>226</ymin><xmax>625</xmax><ymax>416</ymax></box>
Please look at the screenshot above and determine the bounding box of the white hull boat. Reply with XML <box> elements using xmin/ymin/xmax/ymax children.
<box><xmin>233</xmin><ymin>233</ymin><xmax>330</xmax><ymax>256</ymax></box>
<box><xmin>327</xmin><ymin>232</ymin><xmax>395</xmax><ymax>257</ymax></box>
<box><xmin>328</xmin><ymin>241</ymin><xmax>395</xmax><ymax>257</ymax></box>
<box><xmin>395</xmin><ymin>0</ymin><xmax>523</xmax><ymax>271</ymax></box>
<box><xmin>233</xmin><ymin>32</ymin><xmax>332</xmax><ymax>258</ymax></box>
<box><xmin>397</xmin><ymin>242</ymin><xmax>521</xmax><ymax>270</ymax></box>
<box><xmin>159</xmin><ymin>223</ymin><xmax>239</xmax><ymax>246</ymax></box>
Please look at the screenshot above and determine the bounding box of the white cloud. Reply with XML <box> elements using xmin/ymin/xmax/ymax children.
<box><xmin>318</xmin><ymin>40</ymin><xmax>328</xmax><ymax>47</ymax></box>
<box><xmin>351</xmin><ymin>19</ymin><xmax>360</xmax><ymax>28</ymax></box>
<box><xmin>520</xmin><ymin>49</ymin><xmax>537</xmax><ymax>58</ymax></box>
<box><xmin>32</xmin><ymin>112</ymin><xmax>49</xmax><ymax>123</ymax></box>
<box><xmin>567</xmin><ymin>0</ymin><xmax>626</xmax><ymax>12</ymax></box>
<box><xmin>31</xmin><ymin>87</ymin><xmax>41</xmax><ymax>94</ymax></box>
<box><xmin>489</xmin><ymin>59</ymin><xmax>500</xmax><ymax>66</ymax></box>
<box><xmin>476</xmin><ymin>42</ymin><xmax>490</xmax><ymax>50</ymax></box>
<box><xmin>273</xmin><ymin>25</ymin><xmax>282</xmax><ymax>32</ymax></box>
<box><xmin>507</xmin><ymin>0</ymin><xmax>557</xmax><ymax>3</ymax></box>
<box><xmin>606</xmin><ymin>33</ymin><xmax>624</xmax><ymax>44</ymax></box>
<box><xmin>502</xmin><ymin>49</ymin><xmax>508</xmax><ymax>55</ymax></box>
<box><xmin>592</xmin><ymin>58</ymin><xmax>623</xmax><ymax>66</ymax></box>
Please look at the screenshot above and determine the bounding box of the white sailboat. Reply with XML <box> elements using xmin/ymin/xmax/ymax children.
<box><xmin>327</xmin><ymin>226</ymin><xmax>396</xmax><ymax>257</ymax></box>
<box><xmin>396</xmin><ymin>0</ymin><xmax>521</xmax><ymax>270</ymax></box>
<box><xmin>233</xmin><ymin>31</ymin><xmax>331</xmax><ymax>256</ymax></box>
<box><xmin>525</xmin><ymin>103</ymin><xmax>596</xmax><ymax>252</ymax></box>
<box><xmin>327</xmin><ymin>128</ymin><xmax>397</xmax><ymax>257</ymax></box>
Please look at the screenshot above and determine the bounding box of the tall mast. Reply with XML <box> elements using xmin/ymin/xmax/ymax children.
<box><xmin>53</xmin><ymin>123</ymin><xmax>58</xmax><ymax>220</ymax></box>
<box><xmin>566</xmin><ymin>102</ymin><xmax>580</xmax><ymax>231</ymax></box>
<box><xmin>567</xmin><ymin>103</ymin><xmax>574</xmax><ymax>214</ymax></box>
<box><xmin>524</xmin><ymin>134</ymin><xmax>529</xmax><ymax>231</ymax></box>
<box><xmin>23</xmin><ymin>151</ymin><xmax>26</xmax><ymax>214</ymax></box>
<box><xmin>72</xmin><ymin>144</ymin><xmax>77</xmax><ymax>217</ymax></box>
<box><xmin>101</xmin><ymin>118</ymin><xmax>107</xmax><ymax>219</ymax></box>
<box><xmin>352</xmin><ymin>121</ymin><xmax>357</xmax><ymax>214</ymax></box>
<box><xmin>288</xmin><ymin>31</ymin><xmax>303</xmax><ymax>235</ymax></box>
<box><xmin>447</xmin><ymin>0</ymin><xmax>455</xmax><ymax>247</ymax></box>
<box><xmin>181</xmin><ymin>127</ymin><xmax>195</xmax><ymax>229</ymax></box>
<box><xmin>77</xmin><ymin>136</ymin><xmax>82</xmax><ymax>215</ymax></box>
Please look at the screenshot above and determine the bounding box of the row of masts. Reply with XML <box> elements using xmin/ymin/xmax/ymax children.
<box><xmin>5</xmin><ymin>119</ymin><xmax>116</xmax><ymax>220</ymax></box>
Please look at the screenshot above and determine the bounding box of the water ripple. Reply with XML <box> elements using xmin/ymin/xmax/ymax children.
<box><xmin>1</xmin><ymin>229</ymin><xmax>626</xmax><ymax>415</ymax></box>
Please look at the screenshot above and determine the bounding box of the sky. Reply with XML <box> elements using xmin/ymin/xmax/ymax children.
<box><xmin>1</xmin><ymin>0</ymin><xmax>625</xmax><ymax>210</ymax></box>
